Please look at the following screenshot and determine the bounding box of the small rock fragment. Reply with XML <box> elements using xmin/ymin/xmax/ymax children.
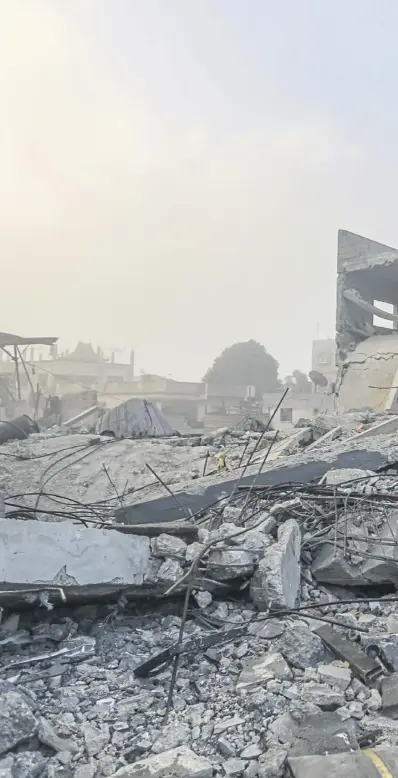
<box><xmin>194</xmin><ymin>591</ymin><xmax>212</xmax><ymax>609</ymax></box>
<box><xmin>186</xmin><ymin>542</ymin><xmax>205</xmax><ymax>563</ymax></box>
<box><xmin>276</xmin><ymin>626</ymin><xmax>325</xmax><ymax>669</ymax></box>
<box><xmin>156</xmin><ymin>559</ymin><xmax>184</xmax><ymax>584</ymax></box>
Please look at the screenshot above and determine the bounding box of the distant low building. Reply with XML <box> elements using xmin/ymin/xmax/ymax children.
<box><xmin>311</xmin><ymin>338</ymin><xmax>337</xmax><ymax>389</ymax></box>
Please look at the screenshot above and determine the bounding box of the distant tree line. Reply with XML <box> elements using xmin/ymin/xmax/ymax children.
<box><xmin>203</xmin><ymin>340</ymin><xmax>313</xmax><ymax>397</ymax></box>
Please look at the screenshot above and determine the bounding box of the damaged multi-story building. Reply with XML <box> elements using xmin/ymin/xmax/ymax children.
<box><xmin>336</xmin><ymin>229</ymin><xmax>398</xmax><ymax>412</ymax></box>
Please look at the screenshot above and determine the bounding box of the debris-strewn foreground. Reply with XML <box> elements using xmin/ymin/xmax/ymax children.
<box><xmin>4</xmin><ymin>414</ymin><xmax>398</xmax><ymax>776</ymax></box>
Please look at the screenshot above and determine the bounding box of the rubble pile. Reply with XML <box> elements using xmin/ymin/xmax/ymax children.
<box><xmin>3</xmin><ymin>411</ymin><xmax>398</xmax><ymax>775</ymax></box>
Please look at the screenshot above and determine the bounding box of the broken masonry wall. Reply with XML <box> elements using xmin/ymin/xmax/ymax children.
<box><xmin>337</xmin><ymin>333</ymin><xmax>398</xmax><ymax>413</ymax></box>
<box><xmin>336</xmin><ymin>230</ymin><xmax>398</xmax><ymax>366</ymax></box>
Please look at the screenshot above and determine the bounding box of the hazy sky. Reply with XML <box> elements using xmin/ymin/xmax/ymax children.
<box><xmin>2</xmin><ymin>0</ymin><xmax>398</xmax><ymax>380</ymax></box>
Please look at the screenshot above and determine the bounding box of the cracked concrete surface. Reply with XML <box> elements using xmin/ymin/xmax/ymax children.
<box><xmin>0</xmin><ymin>518</ymin><xmax>151</xmax><ymax>587</ymax></box>
<box><xmin>338</xmin><ymin>333</ymin><xmax>398</xmax><ymax>412</ymax></box>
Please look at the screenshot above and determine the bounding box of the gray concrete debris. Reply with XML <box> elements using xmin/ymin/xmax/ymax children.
<box><xmin>194</xmin><ymin>590</ymin><xmax>212</xmax><ymax>609</ymax></box>
<box><xmin>155</xmin><ymin>558</ymin><xmax>184</xmax><ymax>584</ymax></box>
<box><xmin>381</xmin><ymin>673</ymin><xmax>398</xmax><ymax>718</ymax></box>
<box><xmin>300</xmin><ymin>684</ymin><xmax>345</xmax><ymax>710</ymax></box>
<box><xmin>257</xmin><ymin>748</ymin><xmax>287</xmax><ymax>777</ymax></box>
<box><xmin>151</xmin><ymin>722</ymin><xmax>191</xmax><ymax>754</ymax></box>
<box><xmin>206</xmin><ymin>549</ymin><xmax>255</xmax><ymax>580</ymax></box>
<box><xmin>324</xmin><ymin>467</ymin><xmax>375</xmax><ymax>486</ymax></box>
<box><xmin>151</xmin><ymin>534</ymin><xmax>187</xmax><ymax>561</ymax></box>
<box><xmin>82</xmin><ymin>722</ymin><xmax>110</xmax><ymax>757</ymax></box>
<box><xmin>275</xmin><ymin>626</ymin><xmax>325</xmax><ymax>669</ymax></box>
<box><xmin>387</xmin><ymin>615</ymin><xmax>398</xmax><ymax>633</ymax></box>
<box><xmin>38</xmin><ymin>716</ymin><xmax>77</xmax><ymax>753</ymax></box>
<box><xmin>0</xmin><ymin>519</ymin><xmax>150</xmax><ymax>589</ymax></box>
<box><xmin>288</xmin><ymin>711</ymin><xmax>358</xmax><ymax>757</ymax></box>
<box><xmin>12</xmin><ymin>751</ymin><xmax>48</xmax><ymax>777</ymax></box>
<box><xmin>223</xmin><ymin>758</ymin><xmax>247</xmax><ymax>775</ymax></box>
<box><xmin>109</xmin><ymin>746</ymin><xmax>213</xmax><ymax>778</ymax></box>
<box><xmin>237</xmin><ymin>653</ymin><xmax>292</xmax><ymax>690</ymax></box>
<box><xmin>214</xmin><ymin>716</ymin><xmax>246</xmax><ymax>735</ymax></box>
<box><xmin>0</xmin><ymin>691</ymin><xmax>38</xmax><ymax>756</ymax></box>
<box><xmin>250</xmin><ymin>520</ymin><xmax>301</xmax><ymax>610</ymax></box>
<box><xmin>186</xmin><ymin>542</ymin><xmax>205</xmax><ymax>563</ymax></box>
<box><xmin>318</xmin><ymin>663</ymin><xmax>352</xmax><ymax>690</ymax></box>
<box><xmin>312</xmin><ymin>510</ymin><xmax>398</xmax><ymax>586</ymax></box>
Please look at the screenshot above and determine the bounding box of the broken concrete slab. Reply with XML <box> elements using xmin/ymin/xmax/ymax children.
<box><xmin>109</xmin><ymin>746</ymin><xmax>213</xmax><ymax>778</ymax></box>
<box><xmin>311</xmin><ymin>545</ymin><xmax>366</xmax><ymax>586</ymax></box>
<box><xmin>318</xmin><ymin>663</ymin><xmax>352</xmax><ymax>690</ymax></box>
<box><xmin>289</xmin><ymin>747</ymin><xmax>398</xmax><ymax>778</ymax></box>
<box><xmin>250</xmin><ymin>520</ymin><xmax>300</xmax><ymax>610</ymax></box>
<box><xmin>237</xmin><ymin>652</ymin><xmax>292</xmax><ymax>690</ymax></box>
<box><xmin>288</xmin><ymin>711</ymin><xmax>358</xmax><ymax>757</ymax></box>
<box><xmin>313</xmin><ymin>510</ymin><xmax>398</xmax><ymax>587</ymax></box>
<box><xmin>0</xmin><ymin>519</ymin><xmax>150</xmax><ymax>589</ymax></box>
<box><xmin>118</xmin><ymin>449</ymin><xmax>389</xmax><ymax>525</ymax></box>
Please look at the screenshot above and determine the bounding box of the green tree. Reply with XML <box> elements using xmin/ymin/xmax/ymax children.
<box><xmin>203</xmin><ymin>340</ymin><xmax>281</xmax><ymax>396</ymax></box>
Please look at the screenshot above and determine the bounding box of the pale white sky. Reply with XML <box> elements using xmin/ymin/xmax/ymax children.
<box><xmin>1</xmin><ymin>0</ymin><xmax>397</xmax><ymax>379</ymax></box>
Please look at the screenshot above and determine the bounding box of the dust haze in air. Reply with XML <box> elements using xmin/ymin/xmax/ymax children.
<box><xmin>1</xmin><ymin>0</ymin><xmax>397</xmax><ymax>378</ymax></box>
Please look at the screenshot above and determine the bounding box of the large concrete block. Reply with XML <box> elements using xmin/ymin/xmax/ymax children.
<box><xmin>0</xmin><ymin>519</ymin><xmax>150</xmax><ymax>587</ymax></box>
<box><xmin>251</xmin><ymin>519</ymin><xmax>301</xmax><ymax>610</ymax></box>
